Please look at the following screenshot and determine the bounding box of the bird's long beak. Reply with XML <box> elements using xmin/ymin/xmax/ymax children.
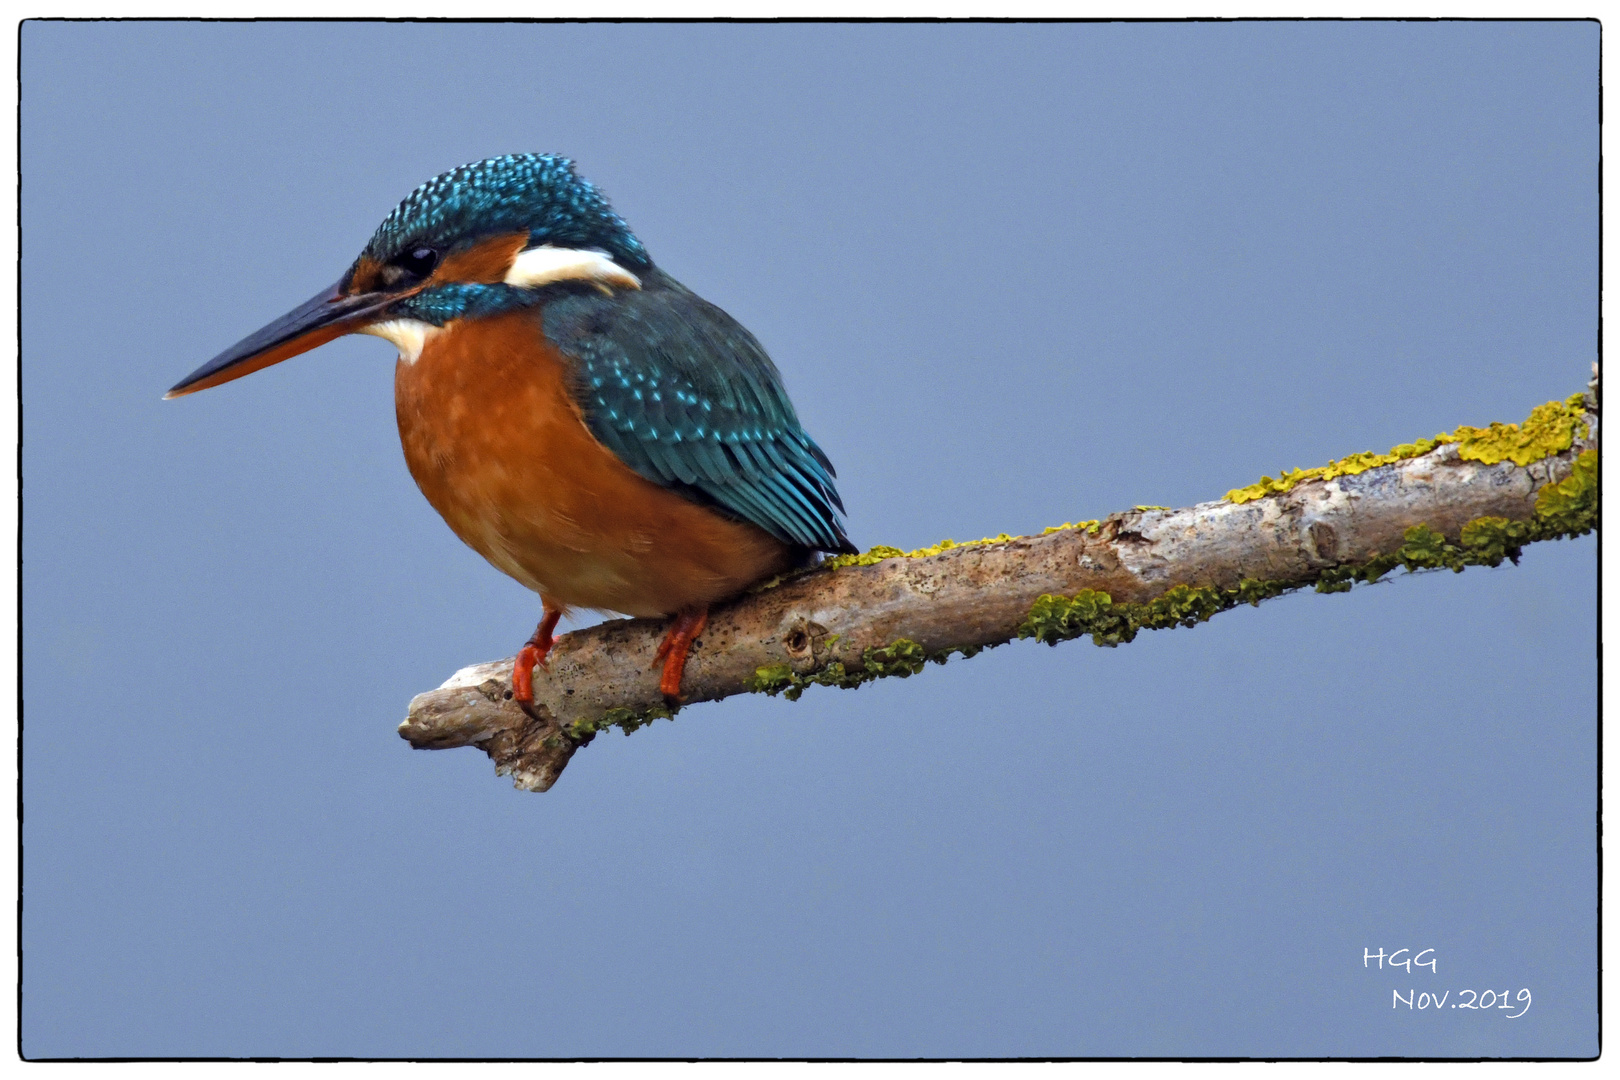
<box><xmin>165</xmin><ymin>279</ymin><xmax>395</xmax><ymax>399</ymax></box>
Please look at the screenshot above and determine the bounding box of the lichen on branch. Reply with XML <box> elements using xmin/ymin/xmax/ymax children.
<box><xmin>1223</xmin><ymin>392</ymin><xmax>1591</xmax><ymax>504</ymax></box>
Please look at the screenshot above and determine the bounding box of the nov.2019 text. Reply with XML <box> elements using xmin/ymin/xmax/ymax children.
<box><xmin>1391</xmin><ymin>988</ymin><xmax>1530</xmax><ymax>1018</ymax></box>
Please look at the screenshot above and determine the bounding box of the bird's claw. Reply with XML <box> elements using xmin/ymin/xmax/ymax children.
<box><xmin>653</xmin><ymin>607</ymin><xmax>709</xmax><ymax>704</ymax></box>
<box><xmin>511</xmin><ymin>607</ymin><xmax>563</xmax><ymax>704</ymax></box>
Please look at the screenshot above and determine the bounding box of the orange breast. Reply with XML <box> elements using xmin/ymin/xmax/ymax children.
<box><xmin>393</xmin><ymin>308</ymin><xmax>795</xmax><ymax>617</ymax></box>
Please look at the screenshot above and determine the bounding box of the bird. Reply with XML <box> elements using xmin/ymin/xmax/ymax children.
<box><xmin>167</xmin><ymin>154</ymin><xmax>855</xmax><ymax>705</ymax></box>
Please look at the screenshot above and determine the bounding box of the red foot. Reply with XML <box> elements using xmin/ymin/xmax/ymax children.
<box><xmin>512</xmin><ymin>605</ymin><xmax>563</xmax><ymax>704</ymax></box>
<box><xmin>654</xmin><ymin>606</ymin><xmax>709</xmax><ymax>702</ymax></box>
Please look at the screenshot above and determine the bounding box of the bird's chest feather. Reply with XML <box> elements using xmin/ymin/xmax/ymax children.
<box><xmin>391</xmin><ymin>309</ymin><xmax>791</xmax><ymax>614</ymax></box>
<box><xmin>394</xmin><ymin>311</ymin><xmax>601</xmax><ymax>581</ymax></box>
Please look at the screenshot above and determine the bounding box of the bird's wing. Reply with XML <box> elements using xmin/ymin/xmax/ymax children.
<box><xmin>541</xmin><ymin>279</ymin><xmax>855</xmax><ymax>554</ymax></box>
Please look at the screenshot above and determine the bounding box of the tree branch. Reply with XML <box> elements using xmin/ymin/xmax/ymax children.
<box><xmin>400</xmin><ymin>376</ymin><xmax>1600</xmax><ymax>792</ymax></box>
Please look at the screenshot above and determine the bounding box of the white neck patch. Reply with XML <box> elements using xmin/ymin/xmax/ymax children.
<box><xmin>503</xmin><ymin>245</ymin><xmax>642</xmax><ymax>292</ymax></box>
<box><xmin>357</xmin><ymin>318</ymin><xmax>437</xmax><ymax>364</ymax></box>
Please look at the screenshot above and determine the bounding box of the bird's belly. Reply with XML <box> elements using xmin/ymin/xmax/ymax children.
<box><xmin>393</xmin><ymin>311</ymin><xmax>794</xmax><ymax>616</ymax></box>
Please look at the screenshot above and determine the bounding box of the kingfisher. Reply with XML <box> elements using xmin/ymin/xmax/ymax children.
<box><xmin>167</xmin><ymin>154</ymin><xmax>855</xmax><ymax>704</ymax></box>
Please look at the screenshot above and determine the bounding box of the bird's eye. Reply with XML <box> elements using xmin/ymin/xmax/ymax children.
<box><xmin>392</xmin><ymin>245</ymin><xmax>439</xmax><ymax>280</ymax></box>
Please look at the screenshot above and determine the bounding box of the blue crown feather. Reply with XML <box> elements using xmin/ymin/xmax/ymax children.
<box><xmin>363</xmin><ymin>154</ymin><xmax>650</xmax><ymax>270</ymax></box>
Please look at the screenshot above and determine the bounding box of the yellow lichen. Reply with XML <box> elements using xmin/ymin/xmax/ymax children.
<box><xmin>823</xmin><ymin>522</ymin><xmax>1113</xmax><ymax>571</ymax></box>
<box><xmin>819</xmin><ymin>545</ymin><xmax>908</xmax><ymax>570</ymax></box>
<box><xmin>1450</xmin><ymin>395</ymin><xmax>1591</xmax><ymax>467</ymax></box>
<box><xmin>822</xmin><ymin>533</ymin><xmax>1023</xmax><ymax>569</ymax></box>
<box><xmin>1224</xmin><ymin>394</ymin><xmax>1590</xmax><ymax>504</ymax></box>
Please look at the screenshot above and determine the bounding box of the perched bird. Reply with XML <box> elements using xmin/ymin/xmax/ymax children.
<box><xmin>168</xmin><ymin>154</ymin><xmax>855</xmax><ymax>703</ymax></box>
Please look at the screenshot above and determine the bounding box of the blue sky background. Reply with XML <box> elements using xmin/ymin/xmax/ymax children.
<box><xmin>21</xmin><ymin>21</ymin><xmax>1597</xmax><ymax>1058</ymax></box>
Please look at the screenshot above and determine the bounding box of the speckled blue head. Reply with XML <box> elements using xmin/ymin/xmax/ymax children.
<box><xmin>363</xmin><ymin>154</ymin><xmax>650</xmax><ymax>271</ymax></box>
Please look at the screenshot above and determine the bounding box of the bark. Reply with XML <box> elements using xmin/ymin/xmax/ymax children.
<box><xmin>400</xmin><ymin>383</ymin><xmax>1599</xmax><ymax>792</ymax></box>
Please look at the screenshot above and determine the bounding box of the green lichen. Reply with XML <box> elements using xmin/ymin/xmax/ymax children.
<box><xmin>864</xmin><ymin>638</ymin><xmax>929</xmax><ymax>677</ymax></box>
<box><xmin>1533</xmin><ymin>447</ymin><xmax>1599</xmax><ymax>537</ymax></box>
<box><xmin>1456</xmin><ymin>517</ymin><xmax>1534</xmax><ymax>567</ymax></box>
<box><xmin>567</xmin><ymin>702</ymin><xmax>674</xmax><ymax>741</ymax></box>
<box><xmin>1225</xmin><ymin>394</ymin><xmax>1591</xmax><ymax>504</ymax></box>
<box><xmin>746</xmin><ymin>663</ymin><xmax>795</xmax><ymax>694</ymax></box>
<box><xmin>1018</xmin><ymin>580</ymin><xmax>1291</xmax><ymax>648</ymax></box>
<box><xmin>748</xmin><ymin>637</ymin><xmax>934</xmax><ymax>701</ymax></box>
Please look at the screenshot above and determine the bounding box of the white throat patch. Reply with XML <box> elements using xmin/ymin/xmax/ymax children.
<box><xmin>503</xmin><ymin>245</ymin><xmax>642</xmax><ymax>292</ymax></box>
<box><xmin>358</xmin><ymin>318</ymin><xmax>437</xmax><ymax>364</ymax></box>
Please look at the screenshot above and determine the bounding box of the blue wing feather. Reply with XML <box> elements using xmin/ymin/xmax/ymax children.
<box><xmin>541</xmin><ymin>272</ymin><xmax>855</xmax><ymax>554</ymax></box>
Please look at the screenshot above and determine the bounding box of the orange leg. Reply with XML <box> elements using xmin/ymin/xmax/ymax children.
<box><xmin>512</xmin><ymin>601</ymin><xmax>563</xmax><ymax>704</ymax></box>
<box><xmin>653</xmin><ymin>606</ymin><xmax>709</xmax><ymax>703</ymax></box>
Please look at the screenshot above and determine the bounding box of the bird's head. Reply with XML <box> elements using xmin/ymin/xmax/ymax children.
<box><xmin>166</xmin><ymin>154</ymin><xmax>650</xmax><ymax>398</ymax></box>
